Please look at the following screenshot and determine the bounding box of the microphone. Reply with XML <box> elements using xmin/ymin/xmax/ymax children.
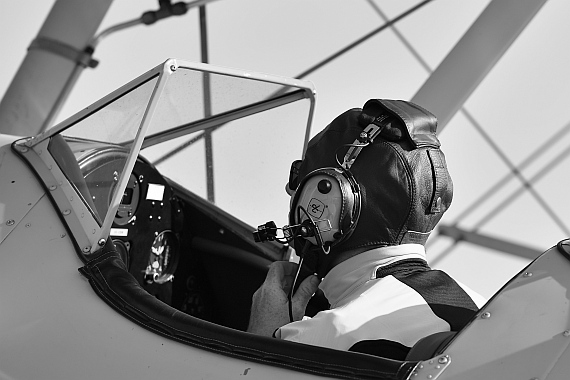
<box><xmin>252</xmin><ymin>221</ymin><xmax>278</xmax><ymax>242</ymax></box>
<box><xmin>252</xmin><ymin>219</ymin><xmax>317</xmax><ymax>243</ymax></box>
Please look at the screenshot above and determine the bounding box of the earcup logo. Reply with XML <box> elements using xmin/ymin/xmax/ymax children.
<box><xmin>308</xmin><ymin>198</ymin><xmax>325</xmax><ymax>219</ymax></box>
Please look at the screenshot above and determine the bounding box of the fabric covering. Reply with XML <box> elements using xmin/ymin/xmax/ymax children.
<box><xmin>275</xmin><ymin>245</ymin><xmax>485</xmax><ymax>360</ymax></box>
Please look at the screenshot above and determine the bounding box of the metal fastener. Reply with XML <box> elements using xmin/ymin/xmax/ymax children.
<box><xmin>49</xmin><ymin>185</ymin><xmax>57</xmax><ymax>191</ymax></box>
<box><xmin>6</xmin><ymin>219</ymin><xmax>15</xmax><ymax>226</ymax></box>
<box><xmin>523</xmin><ymin>272</ymin><xmax>533</xmax><ymax>277</ymax></box>
<box><xmin>83</xmin><ymin>246</ymin><xmax>91</xmax><ymax>253</ymax></box>
<box><xmin>481</xmin><ymin>311</ymin><xmax>491</xmax><ymax>319</ymax></box>
<box><xmin>98</xmin><ymin>238</ymin><xmax>106</xmax><ymax>246</ymax></box>
<box><xmin>62</xmin><ymin>209</ymin><xmax>71</xmax><ymax>215</ymax></box>
<box><xmin>438</xmin><ymin>356</ymin><xmax>449</xmax><ymax>364</ymax></box>
<box><xmin>563</xmin><ymin>330</ymin><xmax>570</xmax><ymax>337</ymax></box>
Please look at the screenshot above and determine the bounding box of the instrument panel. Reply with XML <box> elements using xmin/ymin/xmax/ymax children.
<box><xmin>80</xmin><ymin>149</ymin><xmax>183</xmax><ymax>303</ymax></box>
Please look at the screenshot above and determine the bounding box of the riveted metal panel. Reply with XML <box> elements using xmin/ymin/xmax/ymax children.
<box><xmin>431</xmin><ymin>245</ymin><xmax>570</xmax><ymax>380</ymax></box>
<box><xmin>0</xmin><ymin>141</ymin><xmax>45</xmax><ymax>245</ymax></box>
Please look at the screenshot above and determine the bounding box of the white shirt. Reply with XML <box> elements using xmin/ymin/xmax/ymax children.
<box><xmin>276</xmin><ymin>244</ymin><xmax>485</xmax><ymax>357</ymax></box>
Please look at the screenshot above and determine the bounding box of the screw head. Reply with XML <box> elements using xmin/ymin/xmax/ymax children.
<box><xmin>481</xmin><ymin>311</ymin><xmax>492</xmax><ymax>319</ymax></box>
<box><xmin>6</xmin><ymin>219</ymin><xmax>15</xmax><ymax>226</ymax></box>
<box><xmin>438</xmin><ymin>356</ymin><xmax>449</xmax><ymax>364</ymax></box>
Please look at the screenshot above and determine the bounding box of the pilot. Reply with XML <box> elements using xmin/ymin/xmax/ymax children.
<box><xmin>247</xmin><ymin>99</ymin><xmax>486</xmax><ymax>360</ymax></box>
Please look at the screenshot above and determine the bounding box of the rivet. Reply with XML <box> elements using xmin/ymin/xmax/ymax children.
<box><xmin>62</xmin><ymin>209</ymin><xmax>71</xmax><ymax>215</ymax></box>
<box><xmin>60</xmin><ymin>233</ymin><xmax>66</xmax><ymax>238</ymax></box>
<box><xmin>481</xmin><ymin>311</ymin><xmax>491</xmax><ymax>319</ymax></box>
<box><xmin>25</xmin><ymin>223</ymin><xmax>31</xmax><ymax>228</ymax></box>
<box><xmin>219</xmin><ymin>228</ymin><xmax>225</xmax><ymax>235</ymax></box>
<box><xmin>6</xmin><ymin>220</ymin><xmax>15</xmax><ymax>226</ymax></box>
<box><xmin>427</xmin><ymin>375</ymin><xmax>433</xmax><ymax>379</ymax></box>
<box><xmin>98</xmin><ymin>238</ymin><xmax>106</xmax><ymax>246</ymax></box>
<box><xmin>18</xmin><ymin>146</ymin><xmax>28</xmax><ymax>153</ymax></box>
<box><xmin>438</xmin><ymin>356</ymin><xmax>449</xmax><ymax>364</ymax></box>
<box><xmin>523</xmin><ymin>272</ymin><xmax>533</xmax><ymax>277</ymax></box>
<box><xmin>49</xmin><ymin>185</ymin><xmax>57</xmax><ymax>191</ymax></box>
<box><xmin>83</xmin><ymin>246</ymin><xmax>91</xmax><ymax>252</ymax></box>
<box><xmin>139</xmin><ymin>175</ymin><xmax>144</xmax><ymax>182</ymax></box>
<box><xmin>563</xmin><ymin>330</ymin><xmax>570</xmax><ymax>337</ymax></box>
<box><xmin>170</xmin><ymin>64</ymin><xmax>177</xmax><ymax>71</ymax></box>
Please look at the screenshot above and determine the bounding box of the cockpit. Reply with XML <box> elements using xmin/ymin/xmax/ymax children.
<box><xmin>13</xmin><ymin>59</ymin><xmax>469</xmax><ymax>378</ymax></box>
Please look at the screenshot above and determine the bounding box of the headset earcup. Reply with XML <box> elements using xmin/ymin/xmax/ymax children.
<box><xmin>289</xmin><ymin>168</ymin><xmax>361</xmax><ymax>249</ymax></box>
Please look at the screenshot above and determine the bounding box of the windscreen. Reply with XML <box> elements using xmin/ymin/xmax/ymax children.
<box><xmin>141</xmin><ymin>66</ymin><xmax>312</xmax><ymax>228</ymax></box>
<box><xmin>47</xmin><ymin>61</ymin><xmax>313</xmax><ymax>230</ymax></box>
<box><xmin>49</xmin><ymin>75</ymin><xmax>160</xmax><ymax>224</ymax></box>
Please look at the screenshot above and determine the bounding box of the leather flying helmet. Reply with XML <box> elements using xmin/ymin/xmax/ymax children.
<box><xmin>288</xmin><ymin>99</ymin><xmax>453</xmax><ymax>255</ymax></box>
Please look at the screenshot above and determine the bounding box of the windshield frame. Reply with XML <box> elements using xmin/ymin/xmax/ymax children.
<box><xmin>15</xmin><ymin>59</ymin><xmax>315</xmax><ymax>257</ymax></box>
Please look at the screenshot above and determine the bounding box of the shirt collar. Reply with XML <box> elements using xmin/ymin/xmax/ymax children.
<box><xmin>319</xmin><ymin>244</ymin><xmax>427</xmax><ymax>308</ymax></box>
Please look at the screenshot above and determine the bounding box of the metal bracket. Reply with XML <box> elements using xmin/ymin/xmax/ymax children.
<box><xmin>407</xmin><ymin>354</ymin><xmax>451</xmax><ymax>379</ymax></box>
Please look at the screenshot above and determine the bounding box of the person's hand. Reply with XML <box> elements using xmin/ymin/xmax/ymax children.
<box><xmin>247</xmin><ymin>261</ymin><xmax>320</xmax><ymax>337</ymax></box>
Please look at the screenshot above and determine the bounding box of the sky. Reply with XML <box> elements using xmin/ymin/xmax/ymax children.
<box><xmin>2</xmin><ymin>0</ymin><xmax>570</xmax><ymax>299</ymax></box>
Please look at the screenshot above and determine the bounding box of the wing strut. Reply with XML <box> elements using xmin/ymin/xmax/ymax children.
<box><xmin>199</xmin><ymin>5</ymin><xmax>215</xmax><ymax>203</ymax></box>
<box><xmin>411</xmin><ymin>0</ymin><xmax>549</xmax><ymax>130</ymax></box>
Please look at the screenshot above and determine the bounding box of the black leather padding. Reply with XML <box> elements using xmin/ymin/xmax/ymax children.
<box><xmin>405</xmin><ymin>332</ymin><xmax>457</xmax><ymax>361</ymax></box>
<box><xmin>79</xmin><ymin>242</ymin><xmax>417</xmax><ymax>380</ymax></box>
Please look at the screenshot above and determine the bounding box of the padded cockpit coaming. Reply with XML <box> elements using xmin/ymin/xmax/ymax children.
<box><xmin>79</xmin><ymin>241</ymin><xmax>416</xmax><ymax>380</ymax></box>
